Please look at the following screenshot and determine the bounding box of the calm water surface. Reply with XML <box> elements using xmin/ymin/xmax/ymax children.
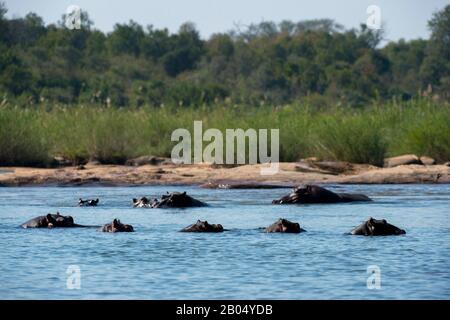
<box><xmin>0</xmin><ymin>184</ymin><xmax>449</xmax><ymax>299</ymax></box>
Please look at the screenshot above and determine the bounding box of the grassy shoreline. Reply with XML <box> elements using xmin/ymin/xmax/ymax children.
<box><xmin>0</xmin><ymin>98</ymin><xmax>449</xmax><ymax>167</ymax></box>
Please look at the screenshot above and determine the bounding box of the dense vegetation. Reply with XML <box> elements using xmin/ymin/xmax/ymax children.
<box><xmin>0</xmin><ymin>3</ymin><xmax>448</xmax><ymax>107</ymax></box>
<box><xmin>0</xmin><ymin>99</ymin><xmax>449</xmax><ymax>166</ymax></box>
<box><xmin>0</xmin><ymin>4</ymin><xmax>449</xmax><ymax>166</ymax></box>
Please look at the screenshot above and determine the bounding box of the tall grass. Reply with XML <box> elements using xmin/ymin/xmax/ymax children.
<box><xmin>0</xmin><ymin>99</ymin><xmax>448</xmax><ymax>166</ymax></box>
<box><xmin>0</xmin><ymin>108</ymin><xmax>50</xmax><ymax>166</ymax></box>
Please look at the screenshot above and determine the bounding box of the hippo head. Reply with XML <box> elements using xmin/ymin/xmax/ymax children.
<box><xmin>197</xmin><ymin>220</ymin><xmax>223</xmax><ymax>232</ymax></box>
<box><xmin>293</xmin><ymin>185</ymin><xmax>312</xmax><ymax>195</ymax></box>
<box><xmin>265</xmin><ymin>218</ymin><xmax>304</xmax><ymax>233</ymax></box>
<box><xmin>367</xmin><ymin>217</ymin><xmax>406</xmax><ymax>236</ymax></box>
<box><xmin>278</xmin><ymin>218</ymin><xmax>301</xmax><ymax>233</ymax></box>
<box><xmin>133</xmin><ymin>197</ymin><xmax>149</xmax><ymax>206</ymax></box>
<box><xmin>111</xmin><ymin>219</ymin><xmax>134</xmax><ymax>232</ymax></box>
<box><xmin>46</xmin><ymin>213</ymin><xmax>75</xmax><ymax>228</ymax></box>
<box><xmin>182</xmin><ymin>220</ymin><xmax>223</xmax><ymax>232</ymax></box>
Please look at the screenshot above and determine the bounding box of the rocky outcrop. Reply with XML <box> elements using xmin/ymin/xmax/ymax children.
<box><xmin>0</xmin><ymin>162</ymin><xmax>449</xmax><ymax>187</ymax></box>
<box><xmin>384</xmin><ymin>154</ymin><xmax>422</xmax><ymax>168</ymax></box>
<box><xmin>420</xmin><ymin>156</ymin><xmax>436</xmax><ymax>165</ymax></box>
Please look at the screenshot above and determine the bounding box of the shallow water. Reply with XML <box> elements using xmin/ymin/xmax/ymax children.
<box><xmin>0</xmin><ymin>184</ymin><xmax>449</xmax><ymax>299</ymax></box>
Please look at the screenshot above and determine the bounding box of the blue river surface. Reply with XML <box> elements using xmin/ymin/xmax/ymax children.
<box><xmin>0</xmin><ymin>184</ymin><xmax>449</xmax><ymax>299</ymax></box>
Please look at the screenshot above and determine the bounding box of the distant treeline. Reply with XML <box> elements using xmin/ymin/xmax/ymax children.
<box><xmin>0</xmin><ymin>3</ymin><xmax>449</xmax><ymax>107</ymax></box>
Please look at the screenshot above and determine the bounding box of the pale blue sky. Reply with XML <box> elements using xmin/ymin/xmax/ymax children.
<box><xmin>3</xmin><ymin>0</ymin><xmax>448</xmax><ymax>41</ymax></box>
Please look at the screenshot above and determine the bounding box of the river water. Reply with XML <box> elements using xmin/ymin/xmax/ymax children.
<box><xmin>0</xmin><ymin>184</ymin><xmax>449</xmax><ymax>299</ymax></box>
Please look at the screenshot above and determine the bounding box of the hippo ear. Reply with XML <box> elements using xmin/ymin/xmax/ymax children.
<box><xmin>183</xmin><ymin>191</ymin><xmax>186</xmax><ymax>195</ymax></box>
<box><xmin>132</xmin><ymin>198</ymin><xmax>137</xmax><ymax>203</ymax></box>
<box><xmin>113</xmin><ymin>219</ymin><xmax>119</xmax><ymax>227</ymax></box>
<box><xmin>382</xmin><ymin>219</ymin><xmax>387</xmax><ymax>224</ymax></box>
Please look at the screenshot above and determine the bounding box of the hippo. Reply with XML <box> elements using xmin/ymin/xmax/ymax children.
<box><xmin>180</xmin><ymin>220</ymin><xmax>224</xmax><ymax>232</ymax></box>
<box><xmin>21</xmin><ymin>212</ymin><xmax>86</xmax><ymax>228</ymax></box>
<box><xmin>132</xmin><ymin>197</ymin><xmax>152</xmax><ymax>208</ymax></box>
<box><xmin>265</xmin><ymin>218</ymin><xmax>305</xmax><ymax>233</ymax></box>
<box><xmin>272</xmin><ymin>185</ymin><xmax>371</xmax><ymax>204</ymax></box>
<box><xmin>350</xmin><ymin>218</ymin><xmax>406</xmax><ymax>236</ymax></box>
<box><xmin>133</xmin><ymin>192</ymin><xmax>207</xmax><ymax>208</ymax></box>
<box><xmin>78</xmin><ymin>198</ymin><xmax>99</xmax><ymax>206</ymax></box>
<box><xmin>100</xmin><ymin>219</ymin><xmax>134</xmax><ymax>233</ymax></box>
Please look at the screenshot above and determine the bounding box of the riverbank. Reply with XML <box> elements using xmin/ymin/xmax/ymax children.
<box><xmin>0</xmin><ymin>161</ymin><xmax>449</xmax><ymax>187</ymax></box>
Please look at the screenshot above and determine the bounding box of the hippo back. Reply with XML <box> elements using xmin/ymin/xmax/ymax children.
<box><xmin>338</xmin><ymin>193</ymin><xmax>372</xmax><ymax>202</ymax></box>
<box><xmin>301</xmin><ymin>185</ymin><xmax>342</xmax><ymax>203</ymax></box>
<box><xmin>156</xmin><ymin>192</ymin><xmax>207</xmax><ymax>208</ymax></box>
<box><xmin>21</xmin><ymin>216</ymin><xmax>47</xmax><ymax>228</ymax></box>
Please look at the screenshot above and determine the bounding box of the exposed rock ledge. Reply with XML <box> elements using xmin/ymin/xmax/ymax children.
<box><xmin>0</xmin><ymin>161</ymin><xmax>448</xmax><ymax>187</ymax></box>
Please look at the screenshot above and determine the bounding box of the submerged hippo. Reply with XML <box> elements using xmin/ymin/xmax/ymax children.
<box><xmin>100</xmin><ymin>219</ymin><xmax>134</xmax><ymax>233</ymax></box>
<box><xmin>265</xmin><ymin>218</ymin><xmax>305</xmax><ymax>233</ymax></box>
<box><xmin>21</xmin><ymin>212</ymin><xmax>85</xmax><ymax>228</ymax></box>
<box><xmin>78</xmin><ymin>198</ymin><xmax>99</xmax><ymax>206</ymax></box>
<box><xmin>350</xmin><ymin>218</ymin><xmax>406</xmax><ymax>236</ymax></box>
<box><xmin>132</xmin><ymin>197</ymin><xmax>153</xmax><ymax>208</ymax></box>
<box><xmin>272</xmin><ymin>185</ymin><xmax>371</xmax><ymax>204</ymax></box>
<box><xmin>180</xmin><ymin>220</ymin><xmax>224</xmax><ymax>232</ymax></box>
<box><xmin>133</xmin><ymin>192</ymin><xmax>207</xmax><ymax>208</ymax></box>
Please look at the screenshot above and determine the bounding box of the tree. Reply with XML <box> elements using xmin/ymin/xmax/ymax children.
<box><xmin>108</xmin><ymin>20</ymin><xmax>145</xmax><ymax>56</ymax></box>
<box><xmin>420</xmin><ymin>5</ymin><xmax>450</xmax><ymax>92</ymax></box>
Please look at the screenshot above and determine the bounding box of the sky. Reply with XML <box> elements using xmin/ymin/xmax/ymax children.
<box><xmin>3</xmin><ymin>0</ymin><xmax>449</xmax><ymax>42</ymax></box>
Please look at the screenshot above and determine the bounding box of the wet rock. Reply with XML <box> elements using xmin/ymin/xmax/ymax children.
<box><xmin>384</xmin><ymin>154</ymin><xmax>422</xmax><ymax>168</ymax></box>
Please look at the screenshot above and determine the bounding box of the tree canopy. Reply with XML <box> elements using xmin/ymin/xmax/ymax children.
<box><xmin>0</xmin><ymin>3</ymin><xmax>448</xmax><ymax>107</ymax></box>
